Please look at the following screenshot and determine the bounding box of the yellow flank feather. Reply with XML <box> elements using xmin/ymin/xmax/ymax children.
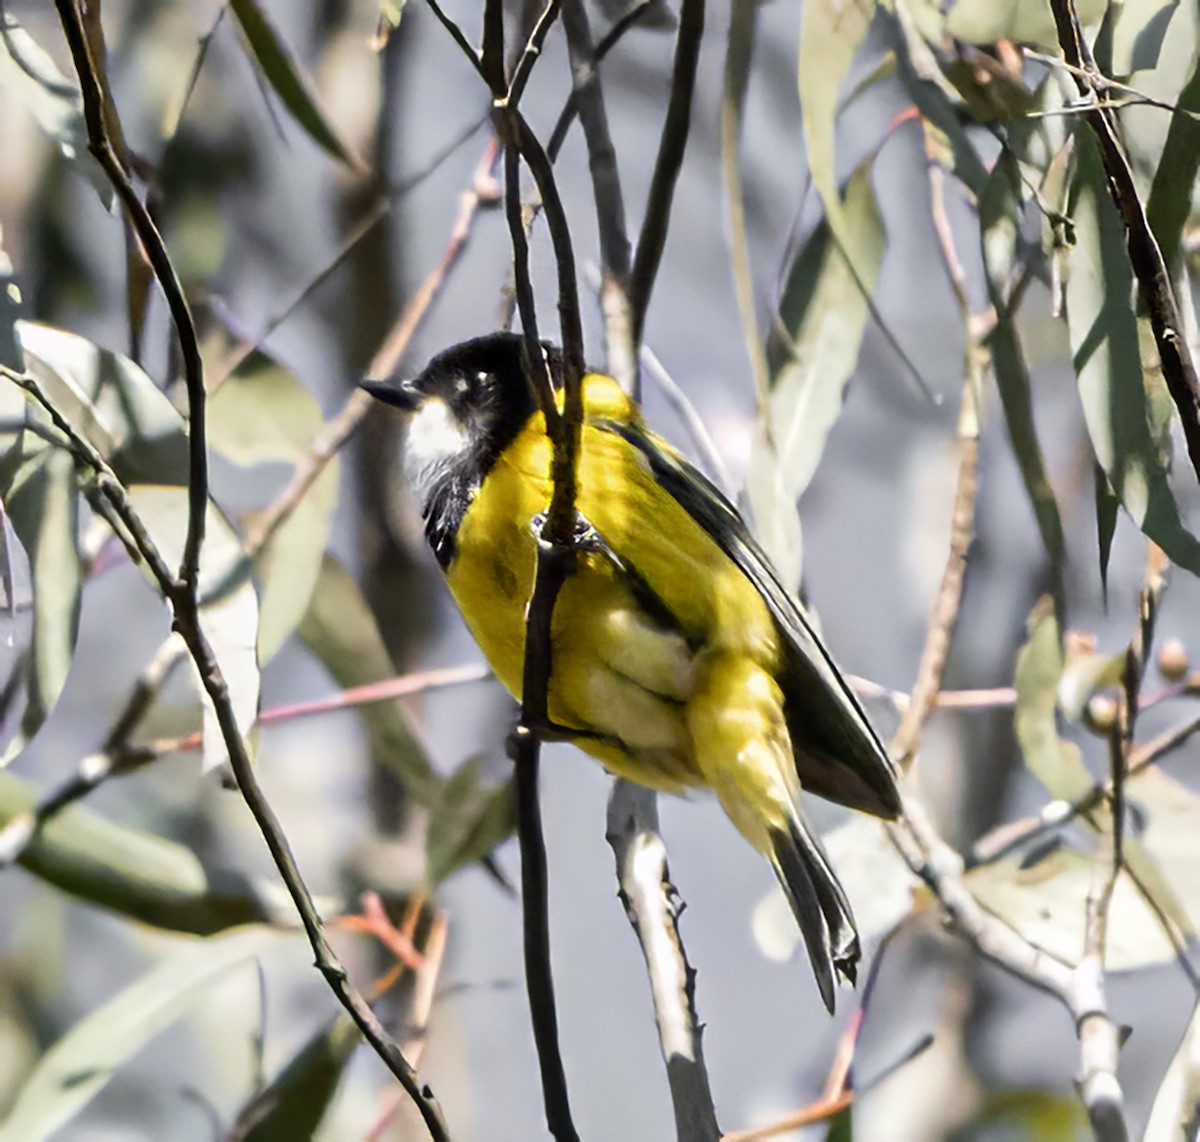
<box><xmin>445</xmin><ymin>372</ymin><xmax>791</xmax><ymax>842</ymax></box>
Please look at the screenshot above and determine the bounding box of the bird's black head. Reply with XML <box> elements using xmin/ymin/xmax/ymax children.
<box><xmin>361</xmin><ymin>332</ymin><xmax>556</xmax><ymax>525</ymax></box>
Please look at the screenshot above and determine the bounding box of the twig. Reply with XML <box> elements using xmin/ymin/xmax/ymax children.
<box><xmin>55</xmin><ymin>0</ymin><xmax>207</xmax><ymax>598</ymax></box>
<box><xmin>9</xmin><ymin>366</ymin><xmax>449</xmax><ymax>1138</ymax></box>
<box><xmin>888</xmin><ymin>158</ymin><xmax>981</xmax><ymax>769</ymax></box>
<box><xmin>1049</xmin><ymin>0</ymin><xmax>1200</xmax><ymax>486</ymax></box>
<box><xmin>640</xmin><ymin>342</ymin><xmax>733</xmax><ymax>494</ymax></box>
<box><xmin>500</xmin><ymin>131</ymin><xmax>580</xmax><ymax>1142</ymax></box>
<box><xmin>628</xmin><ymin>0</ymin><xmax>705</xmax><ymax>346</ymax></box>
<box><xmin>249</xmin><ymin>137</ymin><xmax>501</xmax><ymax>555</ymax></box>
<box><xmin>607</xmin><ymin>782</ymin><xmax>720</xmax><ymax>1142</ymax></box>
<box><xmin>561</xmin><ymin>0</ymin><xmax>635</xmax><ymax>385</ymax></box>
<box><xmin>485</xmin><ymin>9</ymin><xmax>586</xmax><ymax>1135</ymax></box>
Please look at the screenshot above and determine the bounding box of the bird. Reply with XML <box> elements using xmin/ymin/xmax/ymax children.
<box><xmin>362</xmin><ymin>332</ymin><xmax>901</xmax><ymax>1012</ymax></box>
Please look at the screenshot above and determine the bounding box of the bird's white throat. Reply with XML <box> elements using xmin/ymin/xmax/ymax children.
<box><xmin>404</xmin><ymin>397</ymin><xmax>470</xmax><ymax>507</ymax></box>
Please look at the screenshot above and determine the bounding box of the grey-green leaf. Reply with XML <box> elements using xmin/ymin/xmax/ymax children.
<box><xmin>0</xmin><ymin>926</ymin><xmax>284</xmax><ymax>1142</ymax></box>
<box><xmin>745</xmin><ymin>165</ymin><xmax>885</xmax><ymax>587</ymax></box>
<box><xmin>1066</xmin><ymin>131</ymin><xmax>1200</xmax><ymax>576</ymax></box>
<box><xmin>0</xmin><ymin>16</ymin><xmax>111</xmax><ymax>206</ymax></box>
<box><xmin>0</xmin><ymin>770</ymin><xmax>286</xmax><ymax>934</ymax></box>
<box><xmin>426</xmin><ymin>754</ymin><xmax>515</xmax><ymax>887</ymax></box>
<box><xmin>207</xmin><ymin>352</ymin><xmax>340</xmax><ymax>663</ymax></box>
<box><xmin>234</xmin><ymin>1016</ymin><xmax>359</xmax><ymax>1141</ymax></box>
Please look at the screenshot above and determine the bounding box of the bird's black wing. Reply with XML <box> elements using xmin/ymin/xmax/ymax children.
<box><xmin>600</xmin><ymin>418</ymin><xmax>901</xmax><ymax>819</ymax></box>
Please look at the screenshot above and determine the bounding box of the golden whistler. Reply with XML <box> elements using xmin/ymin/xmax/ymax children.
<box><xmin>364</xmin><ymin>333</ymin><xmax>901</xmax><ymax>1012</ymax></box>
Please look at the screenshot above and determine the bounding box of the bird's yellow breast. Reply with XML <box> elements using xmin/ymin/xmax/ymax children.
<box><xmin>444</xmin><ymin>373</ymin><xmax>782</xmax><ymax>792</ymax></box>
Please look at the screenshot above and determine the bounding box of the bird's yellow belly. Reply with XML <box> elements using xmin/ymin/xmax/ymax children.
<box><xmin>443</xmin><ymin>410</ymin><xmax>784</xmax><ymax>796</ymax></box>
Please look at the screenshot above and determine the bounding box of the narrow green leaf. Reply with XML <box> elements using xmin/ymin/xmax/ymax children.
<box><xmin>1110</xmin><ymin>0</ymin><xmax>1184</xmax><ymax>76</ymax></box>
<box><xmin>0</xmin><ymin>926</ymin><xmax>283</xmax><ymax>1142</ymax></box>
<box><xmin>207</xmin><ymin>352</ymin><xmax>339</xmax><ymax>662</ymax></box>
<box><xmin>1095</xmin><ymin>462</ymin><xmax>1120</xmax><ymax>601</ymax></box>
<box><xmin>234</xmin><ymin>1016</ymin><xmax>359</xmax><ymax>1142</ymax></box>
<box><xmin>229</xmin><ymin>0</ymin><xmax>365</xmax><ymax>174</ymax></box>
<box><xmin>297</xmin><ymin>555</ymin><xmax>440</xmax><ymax>806</ymax></box>
<box><xmin>17</xmin><ymin>321</ymin><xmax>189</xmax><ymax>486</ymax></box>
<box><xmin>1145</xmin><ymin>23</ymin><xmax>1200</xmax><ymax>276</ymax></box>
<box><xmin>1066</xmin><ymin>131</ymin><xmax>1200</xmax><ymax>576</ymax></box>
<box><xmin>745</xmin><ymin>165</ymin><xmax>885</xmax><ymax>587</ymax></box>
<box><xmin>879</xmin><ymin>8</ymin><xmax>989</xmax><ymax>195</ymax></box>
<box><xmin>938</xmin><ymin>0</ymin><xmax>1107</xmax><ymax>50</ymax></box>
<box><xmin>127</xmin><ymin>486</ymin><xmax>260</xmax><ymax>775</ymax></box>
<box><xmin>979</xmin><ymin>151</ymin><xmax>1066</xmax><ymax>615</ymax></box>
<box><xmin>798</xmin><ymin>0</ymin><xmax>874</xmax><ymax>253</ymax></box>
<box><xmin>0</xmin><ymin>771</ymin><xmax>284</xmax><ymax>934</ymax></box>
<box><xmin>4</xmin><ymin>448</ymin><xmax>80</xmax><ymax>743</ymax></box>
<box><xmin>825</xmin><ymin>1104</ymin><xmax>852</xmax><ymax>1142</ymax></box>
<box><xmin>426</xmin><ymin>755</ymin><xmax>515</xmax><ymax>887</ymax></box>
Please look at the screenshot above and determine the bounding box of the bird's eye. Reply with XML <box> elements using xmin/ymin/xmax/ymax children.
<box><xmin>475</xmin><ymin>371</ymin><xmax>490</xmax><ymax>386</ymax></box>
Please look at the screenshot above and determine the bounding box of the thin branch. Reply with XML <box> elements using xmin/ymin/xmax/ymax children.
<box><xmin>560</xmin><ymin>0</ymin><xmax>634</xmax><ymax>385</ymax></box>
<box><xmin>248</xmin><ymin>137</ymin><xmax>501</xmax><ymax>555</ymax></box>
<box><xmin>889</xmin><ymin>159</ymin><xmax>981</xmax><ymax>769</ymax></box>
<box><xmin>628</xmin><ymin>0</ymin><xmax>705</xmax><ymax>346</ymax></box>
<box><xmin>500</xmin><ymin>136</ymin><xmax>580</xmax><ymax>1142</ymax></box>
<box><xmin>423</xmin><ymin>0</ymin><xmax>488</xmax><ymax>85</ymax></box>
<box><xmin>9</xmin><ymin>366</ymin><xmax>449</xmax><ymax>1139</ymax></box>
<box><xmin>507</xmin><ymin>0</ymin><xmax>563</xmax><ymax>108</ymax></box>
<box><xmin>607</xmin><ymin>782</ymin><xmax>720</xmax><ymax>1142</ymax></box>
<box><xmin>55</xmin><ymin>0</ymin><xmax>207</xmax><ymax>598</ymax></box>
<box><xmin>1049</xmin><ymin>0</ymin><xmax>1200</xmax><ymax>486</ymax></box>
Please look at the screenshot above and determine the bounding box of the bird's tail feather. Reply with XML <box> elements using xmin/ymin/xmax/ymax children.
<box><xmin>769</xmin><ymin>817</ymin><xmax>860</xmax><ymax>1014</ymax></box>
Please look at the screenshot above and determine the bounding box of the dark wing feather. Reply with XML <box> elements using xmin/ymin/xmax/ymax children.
<box><xmin>601</xmin><ymin>419</ymin><xmax>901</xmax><ymax>819</ymax></box>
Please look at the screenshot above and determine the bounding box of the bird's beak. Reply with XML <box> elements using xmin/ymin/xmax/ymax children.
<box><xmin>360</xmin><ymin>376</ymin><xmax>421</xmax><ymax>411</ymax></box>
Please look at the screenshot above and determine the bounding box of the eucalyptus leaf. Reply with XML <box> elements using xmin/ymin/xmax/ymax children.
<box><xmin>234</xmin><ymin>1015</ymin><xmax>359</xmax><ymax>1141</ymax></box>
<box><xmin>229</xmin><ymin>0</ymin><xmax>364</xmax><ymax>174</ymax></box>
<box><xmin>207</xmin><ymin>352</ymin><xmax>339</xmax><ymax>662</ymax></box>
<box><xmin>426</xmin><ymin>754</ymin><xmax>515</xmax><ymax>887</ymax></box>
<box><xmin>979</xmin><ymin>152</ymin><xmax>1066</xmax><ymax>610</ymax></box>
<box><xmin>127</xmin><ymin>486</ymin><xmax>260</xmax><ymax>775</ymax></box>
<box><xmin>0</xmin><ymin>926</ymin><xmax>284</xmax><ymax>1142</ymax></box>
<box><xmin>0</xmin><ymin>417</ymin><xmax>82</xmax><ymax>750</ymax></box>
<box><xmin>1065</xmin><ymin>131</ymin><xmax>1200</xmax><ymax>576</ymax></box>
<box><xmin>745</xmin><ymin>165</ymin><xmax>884</xmax><ymax>587</ymax></box>
<box><xmin>16</xmin><ymin>321</ymin><xmax>189</xmax><ymax>486</ymax></box>
<box><xmin>1145</xmin><ymin>15</ymin><xmax>1200</xmax><ymax>276</ymax></box>
<box><xmin>964</xmin><ymin>844</ymin><xmax>1177</xmax><ymax>970</ymax></box>
<box><xmin>297</xmin><ymin>555</ymin><xmax>440</xmax><ymax>806</ymax></box>
<box><xmin>798</xmin><ymin>0</ymin><xmax>874</xmax><ymax>254</ymax></box>
<box><xmin>0</xmin><ymin>771</ymin><xmax>285</xmax><ymax>934</ymax></box>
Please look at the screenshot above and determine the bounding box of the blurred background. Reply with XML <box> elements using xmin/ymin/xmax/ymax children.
<box><xmin>1</xmin><ymin>1</ymin><xmax>1199</xmax><ymax>1139</ymax></box>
